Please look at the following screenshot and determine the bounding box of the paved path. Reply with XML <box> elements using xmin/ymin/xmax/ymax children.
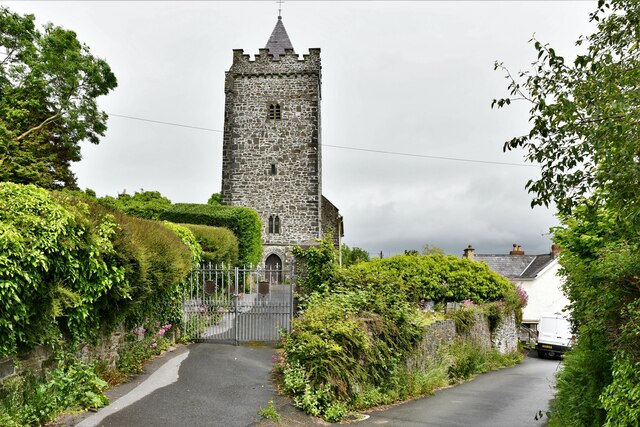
<box><xmin>360</xmin><ymin>355</ymin><xmax>562</xmax><ymax>427</ymax></box>
<box><xmin>76</xmin><ymin>344</ymin><xmax>278</xmax><ymax>427</ymax></box>
<box><xmin>63</xmin><ymin>348</ymin><xmax>560</xmax><ymax>427</ymax></box>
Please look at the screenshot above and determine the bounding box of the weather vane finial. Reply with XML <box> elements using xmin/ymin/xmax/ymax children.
<box><xmin>277</xmin><ymin>0</ymin><xmax>284</xmax><ymax>18</ymax></box>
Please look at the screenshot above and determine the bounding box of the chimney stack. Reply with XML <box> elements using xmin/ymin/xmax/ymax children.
<box><xmin>463</xmin><ymin>245</ymin><xmax>475</xmax><ymax>260</ymax></box>
<box><xmin>551</xmin><ymin>244</ymin><xmax>561</xmax><ymax>258</ymax></box>
<box><xmin>509</xmin><ymin>244</ymin><xmax>525</xmax><ymax>255</ymax></box>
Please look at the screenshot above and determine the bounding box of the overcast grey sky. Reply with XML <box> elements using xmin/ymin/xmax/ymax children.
<box><xmin>7</xmin><ymin>1</ymin><xmax>597</xmax><ymax>257</ymax></box>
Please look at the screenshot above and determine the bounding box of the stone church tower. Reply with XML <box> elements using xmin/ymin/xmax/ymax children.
<box><xmin>221</xmin><ymin>16</ymin><xmax>343</xmax><ymax>273</ymax></box>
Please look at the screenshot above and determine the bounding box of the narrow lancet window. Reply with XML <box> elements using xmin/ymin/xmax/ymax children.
<box><xmin>268</xmin><ymin>215</ymin><xmax>281</xmax><ymax>234</ymax></box>
<box><xmin>268</xmin><ymin>103</ymin><xmax>282</xmax><ymax>122</ymax></box>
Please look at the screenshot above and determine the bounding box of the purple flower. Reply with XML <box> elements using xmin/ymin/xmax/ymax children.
<box><xmin>515</xmin><ymin>285</ymin><xmax>528</xmax><ymax>307</ymax></box>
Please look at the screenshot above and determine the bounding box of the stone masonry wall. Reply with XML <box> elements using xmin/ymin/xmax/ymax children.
<box><xmin>492</xmin><ymin>312</ymin><xmax>519</xmax><ymax>354</ymax></box>
<box><xmin>0</xmin><ymin>324</ymin><xmax>127</xmax><ymax>385</ymax></box>
<box><xmin>221</xmin><ymin>48</ymin><xmax>322</xmax><ymax>250</ymax></box>
<box><xmin>407</xmin><ymin>311</ymin><xmax>518</xmax><ymax>373</ymax></box>
<box><xmin>321</xmin><ymin>196</ymin><xmax>341</xmax><ymax>248</ymax></box>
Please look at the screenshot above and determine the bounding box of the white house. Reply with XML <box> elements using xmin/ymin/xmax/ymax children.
<box><xmin>463</xmin><ymin>244</ymin><xmax>569</xmax><ymax>329</ymax></box>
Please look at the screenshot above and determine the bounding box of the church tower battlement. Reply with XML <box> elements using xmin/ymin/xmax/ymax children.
<box><xmin>229</xmin><ymin>47</ymin><xmax>321</xmax><ymax>74</ymax></box>
<box><xmin>221</xmin><ymin>16</ymin><xmax>341</xmax><ymax>272</ymax></box>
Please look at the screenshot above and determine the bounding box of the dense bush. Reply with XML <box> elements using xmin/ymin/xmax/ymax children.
<box><xmin>340</xmin><ymin>244</ymin><xmax>370</xmax><ymax>267</ymax></box>
<box><xmin>0</xmin><ymin>358</ymin><xmax>109</xmax><ymax>426</ymax></box>
<box><xmin>182</xmin><ymin>223</ymin><xmax>238</xmax><ymax>265</ymax></box>
<box><xmin>0</xmin><ymin>183</ymin><xmax>197</xmax><ymax>357</ymax></box>
<box><xmin>548</xmin><ymin>204</ymin><xmax>640</xmax><ymax>427</ymax></box>
<box><xmin>292</xmin><ymin>237</ymin><xmax>341</xmax><ymax>296</ymax></box>
<box><xmin>98</xmin><ymin>190</ymin><xmax>172</xmax><ymax>220</ymax></box>
<box><xmin>495</xmin><ymin>1</ymin><xmax>640</xmax><ymax>424</ymax></box>
<box><xmin>279</xmin><ymin>240</ymin><xmax>522</xmax><ymax>421</ymax></box>
<box><xmin>343</xmin><ymin>253</ymin><xmax>517</xmax><ymax>306</ymax></box>
<box><xmin>95</xmin><ymin>211</ymin><xmax>194</xmax><ymax>329</ymax></box>
<box><xmin>0</xmin><ymin>183</ymin><xmax>125</xmax><ymax>356</ymax></box>
<box><xmin>163</xmin><ymin>221</ymin><xmax>202</xmax><ymax>268</ymax></box>
<box><xmin>279</xmin><ymin>289</ymin><xmax>423</xmax><ymax>421</ymax></box>
<box><xmin>160</xmin><ymin>203</ymin><xmax>262</xmax><ymax>267</ymax></box>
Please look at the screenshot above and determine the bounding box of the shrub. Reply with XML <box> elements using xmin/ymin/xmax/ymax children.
<box><xmin>548</xmin><ymin>333</ymin><xmax>612</xmax><ymax>427</ymax></box>
<box><xmin>446</xmin><ymin>340</ymin><xmax>488</xmax><ymax>381</ymax></box>
<box><xmin>115</xmin><ymin>322</ymin><xmax>175</xmax><ymax>377</ymax></box>
<box><xmin>0</xmin><ymin>183</ymin><xmax>126</xmax><ymax>356</ymax></box>
<box><xmin>181</xmin><ymin>223</ymin><xmax>238</xmax><ymax>265</ymax></box>
<box><xmin>160</xmin><ymin>203</ymin><xmax>262</xmax><ymax>267</ymax></box>
<box><xmin>448</xmin><ymin>308</ymin><xmax>477</xmax><ymax>334</ymax></box>
<box><xmin>343</xmin><ymin>253</ymin><xmax>516</xmax><ymax>306</ymax></box>
<box><xmin>292</xmin><ymin>236</ymin><xmax>341</xmax><ymax>296</ymax></box>
<box><xmin>278</xmin><ymin>245</ymin><xmax>523</xmax><ymax>422</ymax></box>
<box><xmin>280</xmin><ymin>285</ymin><xmax>423</xmax><ymax>421</ymax></box>
<box><xmin>108</xmin><ymin>212</ymin><xmax>193</xmax><ymax>328</ymax></box>
<box><xmin>0</xmin><ymin>360</ymin><xmax>108</xmax><ymax>426</ymax></box>
<box><xmin>600</xmin><ymin>352</ymin><xmax>640</xmax><ymax>427</ymax></box>
<box><xmin>98</xmin><ymin>190</ymin><xmax>172</xmax><ymax>220</ymax></box>
<box><xmin>163</xmin><ymin>221</ymin><xmax>203</xmax><ymax>267</ymax></box>
<box><xmin>0</xmin><ymin>183</ymin><xmax>196</xmax><ymax>357</ymax></box>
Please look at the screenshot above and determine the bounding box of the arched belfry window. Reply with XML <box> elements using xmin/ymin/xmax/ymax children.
<box><xmin>268</xmin><ymin>103</ymin><xmax>282</xmax><ymax>122</ymax></box>
<box><xmin>268</xmin><ymin>215</ymin><xmax>281</xmax><ymax>234</ymax></box>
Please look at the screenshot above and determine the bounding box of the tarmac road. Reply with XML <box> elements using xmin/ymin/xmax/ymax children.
<box><xmin>75</xmin><ymin>343</ymin><xmax>278</xmax><ymax>427</ymax></box>
<box><xmin>360</xmin><ymin>354</ymin><xmax>562</xmax><ymax>427</ymax></box>
<box><xmin>64</xmin><ymin>346</ymin><xmax>561</xmax><ymax>427</ymax></box>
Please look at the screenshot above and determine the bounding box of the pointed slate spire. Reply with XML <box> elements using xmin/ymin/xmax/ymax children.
<box><xmin>265</xmin><ymin>16</ymin><xmax>294</xmax><ymax>58</ymax></box>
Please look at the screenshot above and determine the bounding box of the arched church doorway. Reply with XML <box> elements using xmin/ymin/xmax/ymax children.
<box><xmin>265</xmin><ymin>254</ymin><xmax>283</xmax><ymax>284</ymax></box>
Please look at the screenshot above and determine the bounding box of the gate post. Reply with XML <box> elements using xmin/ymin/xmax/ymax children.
<box><xmin>289</xmin><ymin>263</ymin><xmax>295</xmax><ymax>330</ymax></box>
<box><xmin>234</xmin><ymin>267</ymin><xmax>239</xmax><ymax>345</ymax></box>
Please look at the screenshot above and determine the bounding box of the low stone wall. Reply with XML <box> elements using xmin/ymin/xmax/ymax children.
<box><xmin>0</xmin><ymin>324</ymin><xmax>127</xmax><ymax>385</ymax></box>
<box><xmin>491</xmin><ymin>312</ymin><xmax>518</xmax><ymax>354</ymax></box>
<box><xmin>407</xmin><ymin>311</ymin><xmax>518</xmax><ymax>372</ymax></box>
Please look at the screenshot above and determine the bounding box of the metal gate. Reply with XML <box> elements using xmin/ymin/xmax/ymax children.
<box><xmin>182</xmin><ymin>263</ymin><xmax>294</xmax><ymax>344</ymax></box>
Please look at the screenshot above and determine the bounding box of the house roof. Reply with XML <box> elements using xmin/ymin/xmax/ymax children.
<box><xmin>475</xmin><ymin>253</ymin><xmax>556</xmax><ymax>279</ymax></box>
<box><xmin>265</xmin><ymin>17</ymin><xmax>294</xmax><ymax>58</ymax></box>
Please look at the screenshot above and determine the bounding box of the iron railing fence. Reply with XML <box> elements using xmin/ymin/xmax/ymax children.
<box><xmin>182</xmin><ymin>263</ymin><xmax>294</xmax><ymax>344</ymax></box>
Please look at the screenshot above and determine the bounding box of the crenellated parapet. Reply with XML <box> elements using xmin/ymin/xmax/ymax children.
<box><xmin>229</xmin><ymin>48</ymin><xmax>321</xmax><ymax>75</ymax></box>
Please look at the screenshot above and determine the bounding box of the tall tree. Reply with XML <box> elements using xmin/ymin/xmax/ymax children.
<box><xmin>0</xmin><ymin>7</ymin><xmax>117</xmax><ymax>189</ymax></box>
<box><xmin>341</xmin><ymin>244</ymin><xmax>370</xmax><ymax>267</ymax></box>
<box><xmin>494</xmin><ymin>1</ymin><xmax>640</xmax><ymax>425</ymax></box>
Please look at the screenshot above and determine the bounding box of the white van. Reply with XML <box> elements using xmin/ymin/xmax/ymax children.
<box><xmin>536</xmin><ymin>313</ymin><xmax>573</xmax><ymax>358</ymax></box>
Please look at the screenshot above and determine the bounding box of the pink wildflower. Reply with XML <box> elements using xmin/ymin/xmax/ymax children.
<box><xmin>151</xmin><ymin>342</ymin><xmax>157</xmax><ymax>348</ymax></box>
<box><xmin>133</xmin><ymin>327</ymin><xmax>146</xmax><ymax>336</ymax></box>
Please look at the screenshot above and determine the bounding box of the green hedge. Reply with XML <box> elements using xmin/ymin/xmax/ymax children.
<box><xmin>0</xmin><ymin>183</ymin><xmax>196</xmax><ymax>357</ymax></box>
<box><xmin>105</xmin><ymin>212</ymin><xmax>194</xmax><ymax>328</ymax></box>
<box><xmin>181</xmin><ymin>224</ymin><xmax>238</xmax><ymax>266</ymax></box>
<box><xmin>344</xmin><ymin>253</ymin><xmax>515</xmax><ymax>304</ymax></box>
<box><xmin>160</xmin><ymin>203</ymin><xmax>262</xmax><ymax>267</ymax></box>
